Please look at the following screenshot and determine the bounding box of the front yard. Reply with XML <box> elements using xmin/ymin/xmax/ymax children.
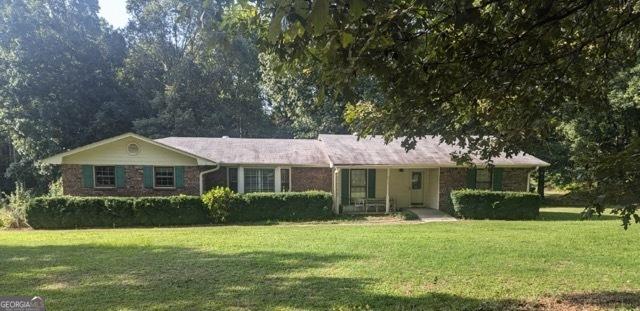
<box><xmin>0</xmin><ymin>207</ymin><xmax>638</xmax><ymax>310</ymax></box>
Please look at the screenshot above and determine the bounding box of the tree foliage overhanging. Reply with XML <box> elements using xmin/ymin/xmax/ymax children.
<box><xmin>252</xmin><ymin>0</ymin><xmax>640</xmax><ymax>227</ymax></box>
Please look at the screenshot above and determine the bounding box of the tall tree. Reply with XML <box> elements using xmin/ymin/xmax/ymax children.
<box><xmin>0</xmin><ymin>0</ymin><xmax>134</xmax><ymax>191</ymax></box>
<box><xmin>123</xmin><ymin>0</ymin><xmax>275</xmax><ymax>138</ymax></box>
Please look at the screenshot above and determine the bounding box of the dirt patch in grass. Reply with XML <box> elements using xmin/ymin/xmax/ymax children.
<box><xmin>522</xmin><ymin>291</ymin><xmax>640</xmax><ymax>310</ymax></box>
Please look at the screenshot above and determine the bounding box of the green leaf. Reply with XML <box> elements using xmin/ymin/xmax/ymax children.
<box><xmin>308</xmin><ymin>0</ymin><xmax>329</xmax><ymax>35</ymax></box>
<box><xmin>349</xmin><ymin>0</ymin><xmax>365</xmax><ymax>20</ymax></box>
<box><xmin>293</xmin><ymin>0</ymin><xmax>310</xmax><ymax>17</ymax></box>
<box><xmin>268</xmin><ymin>7</ymin><xmax>286</xmax><ymax>43</ymax></box>
<box><xmin>340</xmin><ymin>32</ymin><xmax>354</xmax><ymax>48</ymax></box>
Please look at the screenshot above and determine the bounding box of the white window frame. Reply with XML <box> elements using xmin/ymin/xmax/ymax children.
<box><xmin>94</xmin><ymin>165</ymin><xmax>116</xmax><ymax>189</ymax></box>
<box><xmin>349</xmin><ymin>169</ymin><xmax>367</xmax><ymax>202</ymax></box>
<box><xmin>154</xmin><ymin>166</ymin><xmax>176</xmax><ymax>189</ymax></box>
<box><xmin>243</xmin><ymin>167</ymin><xmax>276</xmax><ymax>193</ymax></box>
<box><xmin>226</xmin><ymin>167</ymin><xmax>239</xmax><ymax>192</ymax></box>
<box><xmin>279</xmin><ymin>167</ymin><xmax>292</xmax><ymax>192</ymax></box>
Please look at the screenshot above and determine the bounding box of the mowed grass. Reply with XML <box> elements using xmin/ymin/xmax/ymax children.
<box><xmin>0</xmin><ymin>208</ymin><xmax>638</xmax><ymax>310</ymax></box>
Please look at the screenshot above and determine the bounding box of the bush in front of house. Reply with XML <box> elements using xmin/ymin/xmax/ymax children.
<box><xmin>27</xmin><ymin>190</ymin><xmax>335</xmax><ymax>229</ymax></box>
<box><xmin>133</xmin><ymin>196</ymin><xmax>210</xmax><ymax>226</ymax></box>
<box><xmin>227</xmin><ymin>191</ymin><xmax>334</xmax><ymax>222</ymax></box>
<box><xmin>450</xmin><ymin>189</ymin><xmax>541</xmax><ymax>220</ymax></box>
<box><xmin>27</xmin><ymin>196</ymin><xmax>209</xmax><ymax>229</ymax></box>
<box><xmin>201</xmin><ymin>187</ymin><xmax>242</xmax><ymax>223</ymax></box>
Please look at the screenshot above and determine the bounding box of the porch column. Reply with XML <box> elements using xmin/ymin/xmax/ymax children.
<box><xmin>333</xmin><ymin>168</ymin><xmax>339</xmax><ymax>213</ymax></box>
<box><xmin>274</xmin><ymin>167</ymin><xmax>282</xmax><ymax>192</ymax></box>
<box><xmin>237</xmin><ymin>167</ymin><xmax>245</xmax><ymax>194</ymax></box>
<box><xmin>385</xmin><ymin>168</ymin><xmax>390</xmax><ymax>213</ymax></box>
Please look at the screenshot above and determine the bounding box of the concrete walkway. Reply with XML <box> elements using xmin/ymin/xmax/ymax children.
<box><xmin>408</xmin><ymin>208</ymin><xmax>458</xmax><ymax>222</ymax></box>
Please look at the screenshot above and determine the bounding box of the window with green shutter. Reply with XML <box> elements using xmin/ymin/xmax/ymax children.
<box><xmin>340</xmin><ymin>169</ymin><xmax>350</xmax><ymax>205</ymax></box>
<box><xmin>115</xmin><ymin>166</ymin><xmax>125</xmax><ymax>188</ymax></box>
<box><xmin>466</xmin><ymin>168</ymin><xmax>477</xmax><ymax>189</ymax></box>
<box><xmin>175</xmin><ymin>166</ymin><xmax>185</xmax><ymax>188</ymax></box>
<box><xmin>82</xmin><ymin>165</ymin><xmax>94</xmax><ymax>188</ymax></box>
<box><xmin>367</xmin><ymin>169</ymin><xmax>376</xmax><ymax>198</ymax></box>
<box><xmin>492</xmin><ymin>168</ymin><xmax>503</xmax><ymax>191</ymax></box>
<box><xmin>143</xmin><ymin>166</ymin><xmax>153</xmax><ymax>188</ymax></box>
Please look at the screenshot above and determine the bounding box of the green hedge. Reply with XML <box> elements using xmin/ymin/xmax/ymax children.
<box><xmin>227</xmin><ymin>191</ymin><xmax>333</xmax><ymax>222</ymax></box>
<box><xmin>450</xmin><ymin>189</ymin><xmax>541</xmax><ymax>220</ymax></box>
<box><xmin>27</xmin><ymin>196</ymin><xmax>209</xmax><ymax>229</ymax></box>
<box><xmin>27</xmin><ymin>191</ymin><xmax>334</xmax><ymax>229</ymax></box>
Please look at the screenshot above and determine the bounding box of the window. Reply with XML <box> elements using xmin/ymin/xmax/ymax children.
<box><xmin>281</xmin><ymin>168</ymin><xmax>290</xmax><ymax>192</ymax></box>
<box><xmin>154</xmin><ymin>166</ymin><xmax>175</xmax><ymax>188</ymax></box>
<box><xmin>94</xmin><ymin>166</ymin><xmax>116</xmax><ymax>188</ymax></box>
<box><xmin>244</xmin><ymin>168</ymin><xmax>275</xmax><ymax>193</ymax></box>
<box><xmin>411</xmin><ymin>172</ymin><xmax>422</xmax><ymax>190</ymax></box>
<box><xmin>350</xmin><ymin>169</ymin><xmax>367</xmax><ymax>201</ymax></box>
<box><xmin>476</xmin><ymin>169</ymin><xmax>492</xmax><ymax>190</ymax></box>
<box><xmin>227</xmin><ymin>168</ymin><xmax>238</xmax><ymax>192</ymax></box>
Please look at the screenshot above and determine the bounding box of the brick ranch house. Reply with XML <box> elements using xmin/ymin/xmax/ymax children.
<box><xmin>42</xmin><ymin>133</ymin><xmax>549</xmax><ymax>214</ymax></box>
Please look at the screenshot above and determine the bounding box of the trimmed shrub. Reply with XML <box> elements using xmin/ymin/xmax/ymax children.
<box><xmin>134</xmin><ymin>196</ymin><xmax>210</xmax><ymax>226</ymax></box>
<box><xmin>451</xmin><ymin>189</ymin><xmax>541</xmax><ymax>220</ymax></box>
<box><xmin>202</xmin><ymin>187</ymin><xmax>241</xmax><ymax>223</ymax></box>
<box><xmin>27</xmin><ymin>196</ymin><xmax>209</xmax><ymax>229</ymax></box>
<box><xmin>26</xmin><ymin>191</ymin><xmax>335</xmax><ymax>229</ymax></box>
<box><xmin>228</xmin><ymin>191</ymin><xmax>333</xmax><ymax>222</ymax></box>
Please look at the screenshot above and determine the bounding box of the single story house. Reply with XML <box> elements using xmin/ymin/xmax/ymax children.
<box><xmin>41</xmin><ymin>133</ymin><xmax>549</xmax><ymax>214</ymax></box>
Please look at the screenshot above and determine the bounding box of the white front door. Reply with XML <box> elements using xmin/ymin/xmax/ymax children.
<box><xmin>410</xmin><ymin>171</ymin><xmax>424</xmax><ymax>205</ymax></box>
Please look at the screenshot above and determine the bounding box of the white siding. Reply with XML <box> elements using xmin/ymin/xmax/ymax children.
<box><xmin>63</xmin><ymin>137</ymin><xmax>198</xmax><ymax>166</ymax></box>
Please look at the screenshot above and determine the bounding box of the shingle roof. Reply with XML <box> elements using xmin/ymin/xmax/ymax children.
<box><xmin>156</xmin><ymin>134</ymin><xmax>549</xmax><ymax>167</ymax></box>
<box><xmin>155</xmin><ymin>137</ymin><xmax>331</xmax><ymax>166</ymax></box>
<box><xmin>317</xmin><ymin>134</ymin><xmax>550</xmax><ymax>167</ymax></box>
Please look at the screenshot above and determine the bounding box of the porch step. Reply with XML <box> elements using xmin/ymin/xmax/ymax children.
<box><xmin>407</xmin><ymin>208</ymin><xmax>457</xmax><ymax>222</ymax></box>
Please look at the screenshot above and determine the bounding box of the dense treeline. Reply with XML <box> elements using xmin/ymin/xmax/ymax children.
<box><xmin>0</xmin><ymin>0</ymin><xmax>354</xmax><ymax>194</ymax></box>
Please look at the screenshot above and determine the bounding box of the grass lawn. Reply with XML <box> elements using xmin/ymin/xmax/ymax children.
<box><xmin>0</xmin><ymin>207</ymin><xmax>639</xmax><ymax>310</ymax></box>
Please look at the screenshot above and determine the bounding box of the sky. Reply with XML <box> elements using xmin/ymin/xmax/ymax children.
<box><xmin>98</xmin><ymin>0</ymin><xmax>130</xmax><ymax>29</ymax></box>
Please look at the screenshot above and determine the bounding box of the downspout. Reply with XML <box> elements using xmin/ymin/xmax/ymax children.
<box><xmin>199</xmin><ymin>163</ymin><xmax>221</xmax><ymax>195</ymax></box>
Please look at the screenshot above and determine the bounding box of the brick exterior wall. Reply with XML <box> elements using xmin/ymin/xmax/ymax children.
<box><xmin>438</xmin><ymin>168</ymin><xmax>468</xmax><ymax>214</ymax></box>
<box><xmin>62</xmin><ymin>164</ymin><xmax>201</xmax><ymax>196</ymax></box>
<box><xmin>202</xmin><ymin>167</ymin><xmax>227</xmax><ymax>192</ymax></box>
<box><xmin>501</xmin><ymin>168</ymin><xmax>531</xmax><ymax>192</ymax></box>
<box><xmin>291</xmin><ymin>167</ymin><xmax>332</xmax><ymax>192</ymax></box>
<box><xmin>438</xmin><ymin>167</ymin><xmax>533</xmax><ymax>214</ymax></box>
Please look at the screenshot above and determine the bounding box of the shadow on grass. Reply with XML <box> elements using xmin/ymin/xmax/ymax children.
<box><xmin>228</xmin><ymin>214</ymin><xmax>370</xmax><ymax>226</ymax></box>
<box><xmin>538</xmin><ymin>210</ymin><xmax>620</xmax><ymax>221</ymax></box>
<box><xmin>0</xmin><ymin>244</ymin><xmax>637</xmax><ymax>310</ymax></box>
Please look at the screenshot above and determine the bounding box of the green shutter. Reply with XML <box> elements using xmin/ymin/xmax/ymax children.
<box><xmin>340</xmin><ymin>169</ymin><xmax>350</xmax><ymax>205</ymax></box>
<box><xmin>175</xmin><ymin>166</ymin><xmax>185</xmax><ymax>188</ymax></box>
<box><xmin>492</xmin><ymin>168</ymin><xmax>503</xmax><ymax>191</ymax></box>
<box><xmin>466</xmin><ymin>168</ymin><xmax>477</xmax><ymax>189</ymax></box>
<box><xmin>82</xmin><ymin>165</ymin><xmax>94</xmax><ymax>188</ymax></box>
<box><xmin>143</xmin><ymin>166</ymin><xmax>154</xmax><ymax>189</ymax></box>
<box><xmin>115</xmin><ymin>166</ymin><xmax>125</xmax><ymax>188</ymax></box>
<box><xmin>367</xmin><ymin>169</ymin><xmax>376</xmax><ymax>198</ymax></box>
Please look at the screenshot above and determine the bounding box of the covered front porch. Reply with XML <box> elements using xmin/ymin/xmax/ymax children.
<box><xmin>332</xmin><ymin>167</ymin><xmax>440</xmax><ymax>214</ymax></box>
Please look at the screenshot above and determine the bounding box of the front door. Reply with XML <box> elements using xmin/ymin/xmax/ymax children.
<box><xmin>410</xmin><ymin>171</ymin><xmax>423</xmax><ymax>205</ymax></box>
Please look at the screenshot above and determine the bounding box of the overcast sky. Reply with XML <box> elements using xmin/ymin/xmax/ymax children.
<box><xmin>98</xmin><ymin>0</ymin><xmax>130</xmax><ymax>29</ymax></box>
